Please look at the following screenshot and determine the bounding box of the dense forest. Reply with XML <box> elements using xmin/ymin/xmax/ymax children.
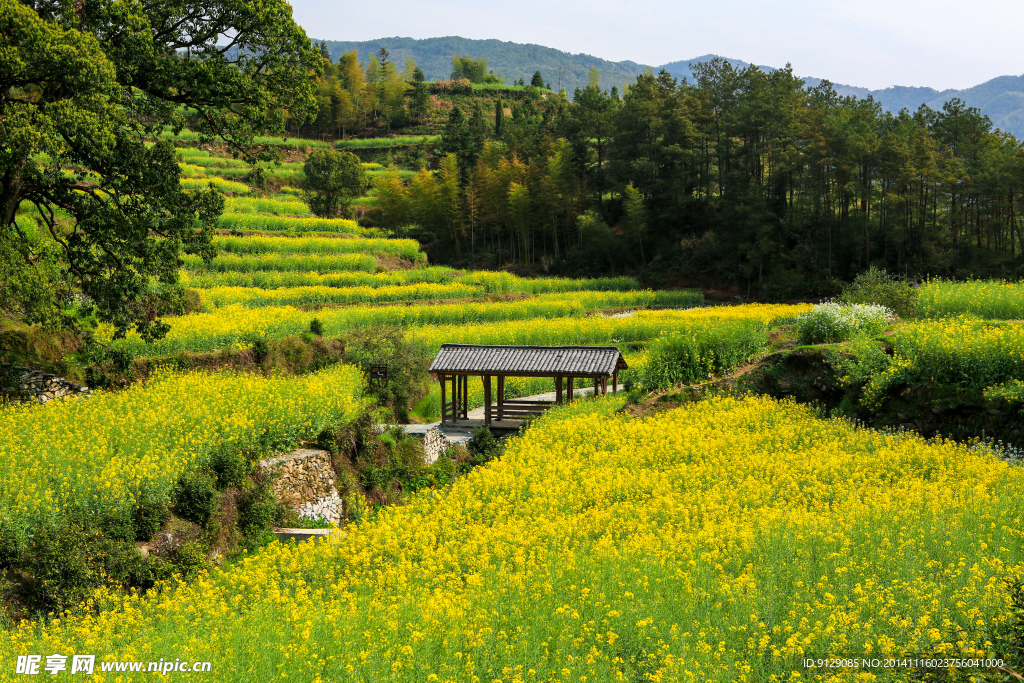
<box><xmin>302</xmin><ymin>51</ymin><xmax>1023</xmax><ymax>297</ymax></box>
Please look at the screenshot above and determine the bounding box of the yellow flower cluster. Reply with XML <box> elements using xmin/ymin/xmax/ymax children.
<box><xmin>179</xmin><ymin>176</ymin><xmax>250</xmax><ymax>195</ymax></box>
<box><xmin>0</xmin><ymin>366</ymin><xmax>367</xmax><ymax>533</ymax></box>
<box><xmin>4</xmin><ymin>396</ymin><xmax>1020</xmax><ymax>681</ymax></box>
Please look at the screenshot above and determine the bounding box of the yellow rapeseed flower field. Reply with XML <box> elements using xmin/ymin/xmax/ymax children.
<box><xmin>918</xmin><ymin>280</ymin><xmax>1024</xmax><ymax>319</ymax></box>
<box><xmin>6</xmin><ymin>396</ymin><xmax>1017</xmax><ymax>681</ymax></box>
<box><xmin>863</xmin><ymin>318</ymin><xmax>1024</xmax><ymax>406</ymax></box>
<box><xmin>103</xmin><ymin>291</ymin><xmax>721</xmax><ymax>356</ymax></box>
<box><xmin>0</xmin><ymin>366</ymin><xmax>368</xmax><ymax>534</ymax></box>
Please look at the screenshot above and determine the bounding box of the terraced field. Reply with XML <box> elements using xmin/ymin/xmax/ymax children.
<box><xmin>2</xmin><ymin>144</ymin><xmax>1024</xmax><ymax>683</ymax></box>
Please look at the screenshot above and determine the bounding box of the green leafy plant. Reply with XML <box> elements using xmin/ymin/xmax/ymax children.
<box><xmin>237</xmin><ymin>480</ymin><xmax>282</xmax><ymax>538</ymax></box>
<box><xmin>172</xmin><ymin>471</ymin><xmax>218</xmax><ymax>528</ymax></box>
<box><xmin>839</xmin><ymin>267</ymin><xmax>918</xmax><ymax>318</ymax></box>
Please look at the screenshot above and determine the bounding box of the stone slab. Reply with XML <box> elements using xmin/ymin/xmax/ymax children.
<box><xmin>273</xmin><ymin>528</ymin><xmax>335</xmax><ymax>543</ymax></box>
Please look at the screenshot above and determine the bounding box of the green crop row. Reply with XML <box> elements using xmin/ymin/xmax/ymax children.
<box><xmin>181</xmin><ymin>177</ymin><xmax>251</xmax><ymax>195</ymax></box>
<box><xmin>216</xmin><ymin>214</ymin><xmax>363</xmax><ymax>234</ymax></box>
<box><xmin>333</xmin><ymin>135</ymin><xmax>438</xmax><ymax>149</ymax></box>
<box><xmin>198</xmin><ymin>282</ymin><xmax>483</xmax><ymax>309</ymax></box>
<box><xmin>180</xmin><ymin>267</ymin><xmax>458</xmax><ymax>290</ymax></box>
<box><xmin>181</xmin><ymin>252</ymin><xmax>378</xmax><ymax>274</ymax></box>
<box><xmin>211</xmin><ymin>235</ymin><xmax>421</xmax><ymax>260</ymax></box>
<box><xmin>225</xmin><ymin>196</ymin><xmax>309</xmax><ymax>216</ymax></box>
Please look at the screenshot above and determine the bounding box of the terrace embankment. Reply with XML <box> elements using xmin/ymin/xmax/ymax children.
<box><xmin>625</xmin><ymin>344</ymin><xmax>1023</xmax><ymax>449</ymax></box>
<box><xmin>743</xmin><ymin>347</ymin><xmax>1024</xmax><ymax>448</ymax></box>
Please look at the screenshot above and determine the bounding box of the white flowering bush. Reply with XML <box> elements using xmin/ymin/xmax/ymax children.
<box><xmin>796</xmin><ymin>302</ymin><xmax>895</xmax><ymax>344</ymax></box>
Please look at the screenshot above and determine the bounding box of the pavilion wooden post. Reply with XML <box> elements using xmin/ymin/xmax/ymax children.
<box><xmin>451</xmin><ymin>374</ymin><xmax>458</xmax><ymax>424</ymax></box>
<box><xmin>497</xmin><ymin>375</ymin><xmax>505</xmax><ymax>421</ymax></box>
<box><xmin>555</xmin><ymin>375</ymin><xmax>563</xmax><ymax>405</ymax></box>
<box><xmin>461</xmin><ymin>375</ymin><xmax>468</xmax><ymax>419</ymax></box>
<box><xmin>440</xmin><ymin>373</ymin><xmax>448</xmax><ymax>424</ymax></box>
<box><xmin>483</xmin><ymin>375</ymin><xmax>492</xmax><ymax>425</ymax></box>
<box><xmin>612</xmin><ymin>369</ymin><xmax>618</xmax><ymax>394</ymax></box>
<box><xmin>594</xmin><ymin>377</ymin><xmax>599</xmax><ymax>396</ymax></box>
<box><xmin>567</xmin><ymin>376</ymin><xmax>574</xmax><ymax>402</ymax></box>
<box><xmin>454</xmin><ymin>375</ymin><xmax>460</xmax><ymax>421</ymax></box>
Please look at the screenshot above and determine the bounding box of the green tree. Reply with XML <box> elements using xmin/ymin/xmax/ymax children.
<box><xmin>531</xmin><ymin>71</ymin><xmax>544</xmax><ymax>88</ymax></box>
<box><xmin>408</xmin><ymin>80</ymin><xmax>430</xmax><ymax>121</ymax></box>
<box><xmin>451</xmin><ymin>55</ymin><xmax>488</xmax><ymax>83</ymax></box>
<box><xmin>495</xmin><ymin>99</ymin><xmax>504</xmax><ymax>137</ymax></box>
<box><xmin>0</xmin><ymin>0</ymin><xmax>320</xmax><ymax>339</ymax></box>
<box><xmin>302</xmin><ymin>150</ymin><xmax>368</xmax><ymax>217</ymax></box>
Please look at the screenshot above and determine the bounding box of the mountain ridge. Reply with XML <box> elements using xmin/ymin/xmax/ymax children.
<box><xmin>317</xmin><ymin>36</ymin><xmax>1024</xmax><ymax>138</ymax></box>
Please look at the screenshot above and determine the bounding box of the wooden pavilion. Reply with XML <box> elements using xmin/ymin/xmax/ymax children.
<box><xmin>428</xmin><ymin>344</ymin><xmax>628</xmax><ymax>426</ymax></box>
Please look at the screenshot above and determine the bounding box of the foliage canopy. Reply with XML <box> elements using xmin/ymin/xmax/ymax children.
<box><xmin>0</xmin><ymin>0</ymin><xmax>322</xmax><ymax>339</ymax></box>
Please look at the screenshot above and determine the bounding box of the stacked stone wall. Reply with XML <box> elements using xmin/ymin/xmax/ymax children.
<box><xmin>421</xmin><ymin>427</ymin><xmax>452</xmax><ymax>464</ymax></box>
<box><xmin>0</xmin><ymin>363</ymin><xmax>90</xmax><ymax>404</ymax></box>
<box><xmin>258</xmin><ymin>448</ymin><xmax>342</xmax><ymax>525</ymax></box>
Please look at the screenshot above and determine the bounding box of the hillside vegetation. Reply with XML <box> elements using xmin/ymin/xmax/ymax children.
<box><xmin>317</xmin><ymin>36</ymin><xmax>1024</xmax><ymax>138</ymax></box>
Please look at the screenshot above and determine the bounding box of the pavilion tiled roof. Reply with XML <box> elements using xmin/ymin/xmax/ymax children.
<box><xmin>428</xmin><ymin>344</ymin><xmax>627</xmax><ymax>377</ymax></box>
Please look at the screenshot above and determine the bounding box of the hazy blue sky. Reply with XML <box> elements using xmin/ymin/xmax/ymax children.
<box><xmin>289</xmin><ymin>0</ymin><xmax>1022</xmax><ymax>90</ymax></box>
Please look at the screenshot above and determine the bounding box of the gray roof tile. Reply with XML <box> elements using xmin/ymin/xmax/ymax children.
<box><xmin>428</xmin><ymin>344</ymin><xmax>627</xmax><ymax>376</ymax></box>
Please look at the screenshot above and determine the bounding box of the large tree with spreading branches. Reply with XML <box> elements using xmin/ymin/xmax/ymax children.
<box><xmin>0</xmin><ymin>0</ymin><xmax>322</xmax><ymax>340</ymax></box>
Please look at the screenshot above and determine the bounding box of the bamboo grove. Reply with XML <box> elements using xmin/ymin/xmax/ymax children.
<box><xmin>349</xmin><ymin>58</ymin><xmax>1024</xmax><ymax>295</ymax></box>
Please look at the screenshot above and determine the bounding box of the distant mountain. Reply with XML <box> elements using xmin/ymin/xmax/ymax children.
<box><xmin>318</xmin><ymin>36</ymin><xmax>647</xmax><ymax>93</ymax></box>
<box><xmin>315</xmin><ymin>36</ymin><xmax>1024</xmax><ymax>138</ymax></box>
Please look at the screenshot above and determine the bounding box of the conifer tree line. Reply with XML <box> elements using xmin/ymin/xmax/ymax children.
<box><xmin>303</xmin><ymin>51</ymin><xmax>1024</xmax><ymax>294</ymax></box>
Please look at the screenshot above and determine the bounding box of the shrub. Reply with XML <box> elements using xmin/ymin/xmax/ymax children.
<box><xmin>309</xmin><ymin>317</ymin><xmax>324</xmax><ymax>336</ymax></box>
<box><xmin>839</xmin><ymin>267</ymin><xmax>918</xmax><ymax>318</ymax></box>
<box><xmin>340</xmin><ymin>326</ymin><xmax>431</xmax><ymax>422</ymax></box>
<box><xmin>172</xmin><ymin>471</ymin><xmax>218</xmax><ymax>528</ymax></box>
<box><xmin>795</xmin><ymin>303</ymin><xmax>894</xmax><ymax>345</ymax></box>
<box><xmin>132</xmin><ymin>488</ymin><xmax>171</xmax><ymax>542</ymax></box>
<box><xmin>250</xmin><ymin>338</ymin><xmax>270</xmax><ymax>365</ymax></box>
<box><xmin>0</xmin><ymin>520</ymin><xmax>23</xmax><ymax>568</ymax></box>
<box><xmin>209</xmin><ymin>449</ymin><xmax>249</xmax><ymax>490</ymax></box>
<box><xmin>98</xmin><ymin>509</ymin><xmax>135</xmax><ymax>543</ymax></box>
<box><xmin>16</xmin><ymin>520</ymin><xmax>152</xmax><ymax>614</ymax></box>
<box><xmin>467</xmin><ymin>426</ymin><xmax>501</xmax><ymax>467</ymax></box>
<box><xmin>168</xmin><ymin>540</ymin><xmax>209</xmax><ymax>580</ymax></box>
<box><xmin>237</xmin><ymin>480</ymin><xmax>281</xmax><ymax>538</ymax></box>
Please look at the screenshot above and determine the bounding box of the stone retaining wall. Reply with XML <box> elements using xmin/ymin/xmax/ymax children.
<box><xmin>421</xmin><ymin>427</ymin><xmax>451</xmax><ymax>465</ymax></box>
<box><xmin>0</xmin><ymin>363</ymin><xmax>90</xmax><ymax>404</ymax></box>
<box><xmin>258</xmin><ymin>449</ymin><xmax>341</xmax><ymax>524</ymax></box>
